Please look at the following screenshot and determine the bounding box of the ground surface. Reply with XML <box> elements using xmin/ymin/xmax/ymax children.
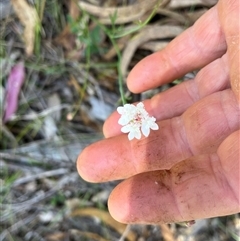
<box><xmin>0</xmin><ymin>0</ymin><xmax>239</xmax><ymax>240</ymax></box>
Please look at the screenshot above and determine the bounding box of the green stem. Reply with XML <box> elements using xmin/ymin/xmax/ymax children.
<box><xmin>109</xmin><ymin>36</ymin><xmax>126</xmax><ymax>105</ymax></box>
<box><xmin>112</xmin><ymin>0</ymin><xmax>161</xmax><ymax>39</ymax></box>
<box><xmin>88</xmin><ymin>15</ymin><xmax>127</xmax><ymax>105</ymax></box>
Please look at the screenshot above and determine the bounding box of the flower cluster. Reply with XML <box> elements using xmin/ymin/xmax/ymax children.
<box><xmin>117</xmin><ymin>102</ymin><xmax>159</xmax><ymax>140</ymax></box>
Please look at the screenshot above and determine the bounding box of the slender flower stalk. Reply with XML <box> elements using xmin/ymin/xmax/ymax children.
<box><xmin>117</xmin><ymin>102</ymin><xmax>159</xmax><ymax>140</ymax></box>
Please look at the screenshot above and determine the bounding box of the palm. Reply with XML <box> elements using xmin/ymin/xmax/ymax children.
<box><xmin>77</xmin><ymin>0</ymin><xmax>240</xmax><ymax>223</ymax></box>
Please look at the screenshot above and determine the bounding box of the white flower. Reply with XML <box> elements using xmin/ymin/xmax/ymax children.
<box><xmin>117</xmin><ymin>102</ymin><xmax>159</xmax><ymax>140</ymax></box>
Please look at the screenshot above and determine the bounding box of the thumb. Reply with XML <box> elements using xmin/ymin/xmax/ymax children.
<box><xmin>218</xmin><ymin>0</ymin><xmax>240</xmax><ymax>100</ymax></box>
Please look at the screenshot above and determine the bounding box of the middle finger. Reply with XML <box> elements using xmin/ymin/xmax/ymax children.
<box><xmin>77</xmin><ymin>90</ymin><xmax>238</xmax><ymax>183</ymax></box>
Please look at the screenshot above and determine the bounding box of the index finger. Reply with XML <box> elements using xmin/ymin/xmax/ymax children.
<box><xmin>127</xmin><ymin>5</ymin><xmax>226</xmax><ymax>93</ymax></box>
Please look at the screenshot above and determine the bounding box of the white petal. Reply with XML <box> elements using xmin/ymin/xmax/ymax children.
<box><xmin>121</xmin><ymin>125</ymin><xmax>131</xmax><ymax>133</ymax></box>
<box><xmin>136</xmin><ymin>102</ymin><xmax>144</xmax><ymax>108</ymax></box>
<box><xmin>118</xmin><ymin>116</ymin><xmax>130</xmax><ymax>125</ymax></box>
<box><xmin>117</xmin><ymin>106</ymin><xmax>124</xmax><ymax>114</ymax></box>
<box><xmin>150</xmin><ymin>122</ymin><xmax>159</xmax><ymax>130</ymax></box>
<box><xmin>128</xmin><ymin>131</ymin><xmax>135</xmax><ymax>140</ymax></box>
<box><xmin>141</xmin><ymin>125</ymin><xmax>150</xmax><ymax>137</ymax></box>
<box><xmin>134</xmin><ymin>129</ymin><xmax>141</xmax><ymax>139</ymax></box>
<box><xmin>124</xmin><ymin>104</ymin><xmax>134</xmax><ymax>112</ymax></box>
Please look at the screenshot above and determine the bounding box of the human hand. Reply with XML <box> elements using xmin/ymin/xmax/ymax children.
<box><xmin>77</xmin><ymin>0</ymin><xmax>239</xmax><ymax>224</ymax></box>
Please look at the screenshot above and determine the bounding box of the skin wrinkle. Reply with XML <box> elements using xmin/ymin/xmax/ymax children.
<box><xmin>149</xmin><ymin>95</ymin><xmax>174</xmax><ymax>121</ymax></box>
<box><xmin>106</xmin><ymin>164</ymin><xmax>118</xmax><ymax>182</ymax></box>
<box><xmin>159</xmin><ymin>121</ymin><xmax>189</xmax><ymax>169</ymax></box>
<box><xmin>209</xmin><ymin>153</ymin><xmax>239</xmax><ymax>206</ymax></box>
<box><xmin>155</xmin><ymin>172</ymin><xmax>181</xmax><ymax>223</ymax></box>
<box><xmin>219</xmin><ymin>90</ymin><xmax>235</xmax><ymax>133</ymax></box>
<box><xmin>191</xmin><ymin>7</ymin><xmax>225</xmax><ymax>58</ymax></box>
<box><xmin>150</xmin><ymin>89</ymin><xmax>182</xmax><ymax>119</ymax></box>
<box><xmin>168</xmin><ymin>170</ymin><xmax>185</xmax><ymax>221</ymax></box>
<box><xmin>225</xmin><ymin>133</ymin><xmax>240</xmax><ymax>173</ymax></box>
<box><xmin>218</xmin><ymin>0</ymin><xmax>239</xmax><ymax>32</ymax></box>
<box><xmin>182</xmin><ymin>108</ymin><xmax>202</xmax><ymax>155</ymax></box>
<box><xmin>170</xmin><ymin>159</ymin><xmax>205</xmax><ymax>220</ymax></box>
<box><xmin>130</xmin><ymin>142</ymin><xmax>146</xmax><ymax>174</ymax></box>
<box><xmin>161</xmin><ymin>42</ymin><xmax>183</xmax><ymax>80</ymax></box>
<box><xmin>122</xmin><ymin>140</ymin><xmax>140</xmax><ymax>178</ymax></box>
<box><xmin>208</xmin><ymin>153</ymin><xmax>226</xmax><ymax>192</ymax></box>
<box><xmin>146</xmin><ymin>133</ymin><xmax>169</xmax><ymax>170</ymax></box>
<box><xmin>196</xmin><ymin>55</ymin><xmax>229</xmax><ymax>97</ymax></box>
<box><xmin>131</xmin><ymin>135</ymin><xmax>166</xmax><ymax>170</ymax></box>
<box><xmin>129</xmin><ymin>140</ymin><xmax>141</xmax><ymax>175</ymax></box>
<box><xmin>182</xmin><ymin>80</ymin><xmax>199</xmax><ymax>105</ymax></box>
<box><xmin>170</xmin><ymin>117</ymin><xmax>194</xmax><ymax>162</ymax></box>
<box><xmin>131</xmin><ymin>131</ymin><xmax>169</xmax><ymax>172</ymax></box>
<box><xmin>220</xmin><ymin>54</ymin><xmax>230</xmax><ymax>81</ymax></box>
<box><xmin>143</xmin><ymin>171</ymin><xmax>179</xmax><ymax>223</ymax></box>
<box><xmin>159</xmin><ymin>50</ymin><xmax>177</xmax><ymax>77</ymax></box>
<box><xmin>187</xmin><ymin>14</ymin><xmax>219</xmax><ymax>58</ymax></box>
<box><xmin>217</xmin><ymin>131</ymin><xmax>240</xmax><ymax>206</ymax></box>
<box><xmin>187</xmin><ymin>26</ymin><xmax>207</xmax><ymax>61</ymax></box>
<box><xmin>172</xmin><ymin>158</ymin><xmax>212</xmax><ymax>219</ymax></box>
<box><xmin>103</xmin><ymin>148</ymin><xmax>118</xmax><ymax>181</ymax></box>
<box><xmin>176</xmin><ymin>116</ymin><xmax>195</xmax><ymax>158</ymax></box>
<box><xmin>182</xmin><ymin>90</ymin><xmax>239</xmax><ymax>154</ymax></box>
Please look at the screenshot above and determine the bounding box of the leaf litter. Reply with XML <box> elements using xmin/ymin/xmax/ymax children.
<box><xmin>0</xmin><ymin>0</ymin><xmax>239</xmax><ymax>240</ymax></box>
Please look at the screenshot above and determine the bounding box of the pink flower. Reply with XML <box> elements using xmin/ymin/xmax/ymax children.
<box><xmin>3</xmin><ymin>62</ymin><xmax>25</xmax><ymax>122</ymax></box>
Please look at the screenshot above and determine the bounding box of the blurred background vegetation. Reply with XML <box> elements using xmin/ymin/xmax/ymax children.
<box><xmin>0</xmin><ymin>0</ymin><xmax>239</xmax><ymax>240</ymax></box>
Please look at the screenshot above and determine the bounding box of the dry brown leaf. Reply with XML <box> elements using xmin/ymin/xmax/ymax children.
<box><xmin>45</xmin><ymin>231</ymin><xmax>67</xmax><ymax>241</ymax></box>
<box><xmin>70</xmin><ymin>229</ymin><xmax>109</xmax><ymax>241</ymax></box>
<box><xmin>54</xmin><ymin>25</ymin><xmax>75</xmax><ymax>50</ymax></box>
<box><xmin>71</xmin><ymin>207</ymin><xmax>137</xmax><ymax>241</ymax></box>
<box><xmin>46</xmin><ymin>229</ymin><xmax>109</xmax><ymax>241</ymax></box>
<box><xmin>69</xmin><ymin>0</ymin><xmax>80</xmax><ymax>20</ymax></box>
<box><xmin>54</xmin><ymin>0</ymin><xmax>82</xmax><ymax>60</ymax></box>
<box><xmin>78</xmin><ymin>0</ymin><xmax>170</xmax><ymax>24</ymax></box>
<box><xmin>68</xmin><ymin>74</ymin><xmax>82</xmax><ymax>96</ymax></box>
<box><xmin>168</xmin><ymin>0</ymin><xmax>204</xmax><ymax>9</ymax></box>
<box><xmin>140</xmin><ymin>41</ymin><xmax>169</xmax><ymax>52</ymax></box>
<box><xmin>159</xmin><ymin>224</ymin><xmax>175</xmax><ymax>241</ymax></box>
<box><xmin>11</xmin><ymin>0</ymin><xmax>38</xmax><ymax>56</ymax></box>
<box><xmin>121</xmin><ymin>25</ymin><xmax>184</xmax><ymax>77</ymax></box>
<box><xmin>54</xmin><ymin>25</ymin><xmax>84</xmax><ymax>60</ymax></box>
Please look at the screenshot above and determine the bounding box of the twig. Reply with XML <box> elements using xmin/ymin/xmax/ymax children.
<box><xmin>0</xmin><ymin>214</ymin><xmax>37</xmax><ymax>241</ymax></box>
<box><xmin>118</xmin><ymin>224</ymin><xmax>132</xmax><ymax>241</ymax></box>
<box><xmin>159</xmin><ymin>223</ymin><xmax>175</xmax><ymax>241</ymax></box>
<box><xmin>0</xmin><ymin>152</ymin><xmax>44</xmax><ymax>165</ymax></box>
<box><xmin>12</xmin><ymin>168</ymin><xmax>69</xmax><ymax>187</ymax></box>
<box><xmin>168</xmin><ymin>0</ymin><xmax>204</xmax><ymax>9</ymax></box>
<box><xmin>1</xmin><ymin>188</ymin><xmax>57</xmax><ymax>222</ymax></box>
<box><xmin>8</xmin><ymin>104</ymin><xmax>71</xmax><ymax>121</ymax></box>
<box><xmin>78</xmin><ymin>0</ymin><xmax>170</xmax><ymax>24</ymax></box>
<box><xmin>1</xmin><ymin>173</ymin><xmax>79</xmax><ymax>222</ymax></box>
